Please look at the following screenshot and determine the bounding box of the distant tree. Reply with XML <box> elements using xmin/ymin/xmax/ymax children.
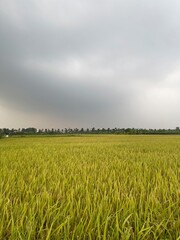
<box><xmin>80</xmin><ymin>128</ymin><xmax>84</xmax><ymax>134</ymax></box>
<box><xmin>26</xmin><ymin>128</ymin><xmax>37</xmax><ymax>134</ymax></box>
<box><xmin>0</xmin><ymin>129</ymin><xmax>3</xmax><ymax>138</ymax></box>
<box><xmin>91</xmin><ymin>127</ymin><xmax>95</xmax><ymax>133</ymax></box>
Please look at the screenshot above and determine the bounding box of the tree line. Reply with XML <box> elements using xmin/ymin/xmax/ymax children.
<box><xmin>0</xmin><ymin>127</ymin><xmax>180</xmax><ymax>137</ymax></box>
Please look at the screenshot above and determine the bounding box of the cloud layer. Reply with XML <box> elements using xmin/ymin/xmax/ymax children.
<box><xmin>0</xmin><ymin>0</ymin><xmax>180</xmax><ymax>128</ymax></box>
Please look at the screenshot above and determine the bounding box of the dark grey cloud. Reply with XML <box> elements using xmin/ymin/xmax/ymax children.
<box><xmin>0</xmin><ymin>0</ymin><xmax>180</xmax><ymax>128</ymax></box>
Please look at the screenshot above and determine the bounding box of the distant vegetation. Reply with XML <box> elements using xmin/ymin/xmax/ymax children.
<box><xmin>0</xmin><ymin>135</ymin><xmax>179</xmax><ymax>239</ymax></box>
<box><xmin>1</xmin><ymin>127</ymin><xmax>180</xmax><ymax>137</ymax></box>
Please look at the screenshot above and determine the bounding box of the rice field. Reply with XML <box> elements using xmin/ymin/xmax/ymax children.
<box><xmin>0</xmin><ymin>135</ymin><xmax>180</xmax><ymax>239</ymax></box>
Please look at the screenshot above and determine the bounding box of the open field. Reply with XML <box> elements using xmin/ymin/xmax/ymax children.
<box><xmin>0</xmin><ymin>135</ymin><xmax>180</xmax><ymax>239</ymax></box>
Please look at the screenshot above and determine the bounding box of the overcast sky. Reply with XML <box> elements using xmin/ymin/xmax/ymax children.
<box><xmin>0</xmin><ymin>0</ymin><xmax>180</xmax><ymax>129</ymax></box>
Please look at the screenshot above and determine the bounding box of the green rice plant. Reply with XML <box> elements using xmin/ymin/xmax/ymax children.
<box><xmin>0</xmin><ymin>135</ymin><xmax>179</xmax><ymax>239</ymax></box>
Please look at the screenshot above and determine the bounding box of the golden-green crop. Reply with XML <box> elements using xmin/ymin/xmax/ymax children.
<box><xmin>0</xmin><ymin>135</ymin><xmax>180</xmax><ymax>239</ymax></box>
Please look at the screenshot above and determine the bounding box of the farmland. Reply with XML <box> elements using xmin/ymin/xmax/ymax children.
<box><xmin>0</xmin><ymin>135</ymin><xmax>180</xmax><ymax>239</ymax></box>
